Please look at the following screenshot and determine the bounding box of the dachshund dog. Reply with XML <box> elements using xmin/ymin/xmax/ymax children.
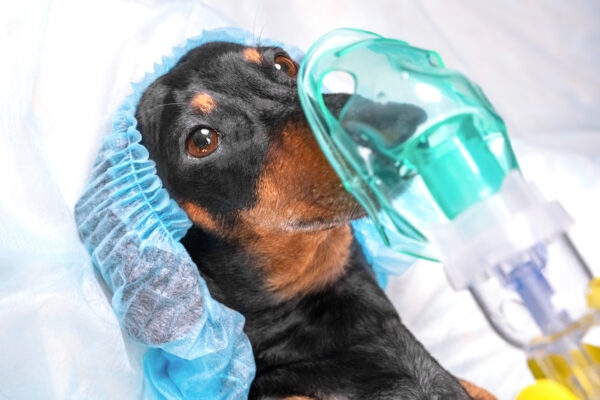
<box><xmin>135</xmin><ymin>41</ymin><xmax>495</xmax><ymax>400</ymax></box>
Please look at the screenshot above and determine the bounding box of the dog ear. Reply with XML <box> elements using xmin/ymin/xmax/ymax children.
<box><xmin>135</xmin><ymin>79</ymin><xmax>170</xmax><ymax>156</ymax></box>
<box><xmin>459</xmin><ymin>379</ymin><xmax>497</xmax><ymax>400</ymax></box>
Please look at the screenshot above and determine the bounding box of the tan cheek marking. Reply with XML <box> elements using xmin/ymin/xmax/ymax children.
<box><xmin>180</xmin><ymin>201</ymin><xmax>221</xmax><ymax>233</ymax></box>
<box><xmin>243</xmin><ymin>48</ymin><xmax>263</xmax><ymax>64</ymax></box>
<box><xmin>191</xmin><ymin>92</ymin><xmax>217</xmax><ymax>114</ymax></box>
<box><xmin>233</xmin><ymin>121</ymin><xmax>353</xmax><ymax>299</ymax></box>
<box><xmin>243</xmin><ymin>120</ymin><xmax>349</xmax><ymax>230</ymax></box>
<box><xmin>459</xmin><ymin>379</ymin><xmax>497</xmax><ymax>400</ymax></box>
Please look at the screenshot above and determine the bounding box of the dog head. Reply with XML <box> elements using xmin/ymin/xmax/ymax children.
<box><xmin>136</xmin><ymin>42</ymin><xmax>429</xmax><ymax>298</ymax></box>
<box><xmin>136</xmin><ymin>42</ymin><xmax>364</xmax><ymax>235</ymax></box>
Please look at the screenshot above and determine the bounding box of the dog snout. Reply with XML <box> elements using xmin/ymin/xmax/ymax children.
<box><xmin>322</xmin><ymin>93</ymin><xmax>352</xmax><ymax>118</ymax></box>
<box><xmin>340</xmin><ymin>96</ymin><xmax>427</xmax><ymax>148</ymax></box>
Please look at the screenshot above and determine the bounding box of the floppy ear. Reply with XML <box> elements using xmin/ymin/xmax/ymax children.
<box><xmin>459</xmin><ymin>379</ymin><xmax>497</xmax><ymax>400</ymax></box>
<box><xmin>135</xmin><ymin>79</ymin><xmax>170</xmax><ymax>156</ymax></box>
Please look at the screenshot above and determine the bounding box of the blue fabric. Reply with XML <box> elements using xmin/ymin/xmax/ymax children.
<box><xmin>74</xmin><ymin>26</ymin><xmax>413</xmax><ymax>400</ymax></box>
<box><xmin>75</xmin><ymin>27</ymin><xmax>302</xmax><ymax>400</ymax></box>
<box><xmin>352</xmin><ymin>218</ymin><xmax>418</xmax><ymax>288</ymax></box>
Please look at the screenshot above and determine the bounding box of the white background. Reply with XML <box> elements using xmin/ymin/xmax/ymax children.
<box><xmin>0</xmin><ymin>1</ymin><xmax>598</xmax><ymax>399</ymax></box>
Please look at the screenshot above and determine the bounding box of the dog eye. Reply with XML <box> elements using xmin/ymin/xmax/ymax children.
<box><xmin>274</xmin><ymin>54</ymin><xmax>298</xmax><ymax>78</ymax></box>
<box><xmin>186</xmin><ymin>127</ymin><xmax>219</xmax><ymax>158</ymax></box>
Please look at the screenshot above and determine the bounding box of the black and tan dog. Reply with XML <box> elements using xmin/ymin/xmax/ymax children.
<box><xmin>136</xmin><ymin>42</ymin><xmax>495</xmax><ymax>400</ymax></box>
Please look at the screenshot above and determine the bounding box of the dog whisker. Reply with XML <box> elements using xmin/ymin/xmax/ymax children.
<box><xmin>255</xmin><ymin>24</ymin><xmax>265</xmax><ymax>48</ymax></box>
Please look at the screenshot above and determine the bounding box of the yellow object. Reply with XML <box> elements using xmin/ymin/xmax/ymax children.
<box><xmin>587</xmin><ymin>278</ymin><xmax>600</xmax><ymax>311</ymax></box>
<box><xmin>516</xmin><ymin>379</ymin><xmax>579</xmax><ymax>400</ymax></box>
<box><xmin>527</xmin><ymin>343</ymin><xmax>600</xmax><ymax>398</ymax></box>
<box><xmin>524</xmin><ymin>287</ymin><xmax>600</xmax><ymax>399</ymax></box>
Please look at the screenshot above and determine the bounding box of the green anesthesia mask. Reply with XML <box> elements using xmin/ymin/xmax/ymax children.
<box><xmin>298</xmin><ymin>28</ymin><xmax>519</xmax><ymax>261</ymax></box>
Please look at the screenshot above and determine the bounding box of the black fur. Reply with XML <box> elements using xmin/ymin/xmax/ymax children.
<box><xmin>136</xmin><ymin>42</ymin><xmax>474</xmax><ymax>400</ymax></box>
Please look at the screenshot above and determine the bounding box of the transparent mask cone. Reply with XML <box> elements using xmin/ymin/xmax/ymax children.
<box><xmin>298</xmin><ymin>28</ymin><xmax>519</xmax><ymax>261</ymax></box>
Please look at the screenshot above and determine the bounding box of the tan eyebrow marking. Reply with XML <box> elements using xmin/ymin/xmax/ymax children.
<box><xmin>191</xmin><ymin>92</ymin><xmax>217</xmax><ymax>114</ymax></box>
<box><xmin>243</xmin><ymin>48</ymin><xmax>263</xmax><ymax>64</ymax></box>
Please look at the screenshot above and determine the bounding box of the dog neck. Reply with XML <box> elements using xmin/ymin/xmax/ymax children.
<box><xmin>180</xmin><ymin>200</ymin><xmax>353</xmax><ymax>302</ymax></box>
<box><xmin>233</xmin><ymin>222</ymin><xmax>353</xmax><ymax>300</ymax></box>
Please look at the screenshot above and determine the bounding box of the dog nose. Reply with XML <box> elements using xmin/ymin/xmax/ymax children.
<box><xmin>322</xmin><ymin>93</ymin><xmax>352</xmax><ymax>118</ymax></box>
<box><xmin>339</xmin><ymin>96</ymin><xmax>427</xmax><ymax>149</ymax></box>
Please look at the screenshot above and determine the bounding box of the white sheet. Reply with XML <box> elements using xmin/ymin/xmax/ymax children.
<box><xmin>1</xmin><ymin>1</ymin><xmax>598</xmax><ymax>399</ymax></box>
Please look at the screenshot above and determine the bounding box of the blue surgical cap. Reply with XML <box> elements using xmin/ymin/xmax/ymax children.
<box><xmin>75</xmin><ymin>26</ymin><xmax>414</xmax><ymax>400</ymax></box>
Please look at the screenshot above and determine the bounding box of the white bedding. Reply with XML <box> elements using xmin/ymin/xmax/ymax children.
<box><xmin>0</xmin><ymin>1</ymin><xmax>598</xmax><ymax>398</ymax></box>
